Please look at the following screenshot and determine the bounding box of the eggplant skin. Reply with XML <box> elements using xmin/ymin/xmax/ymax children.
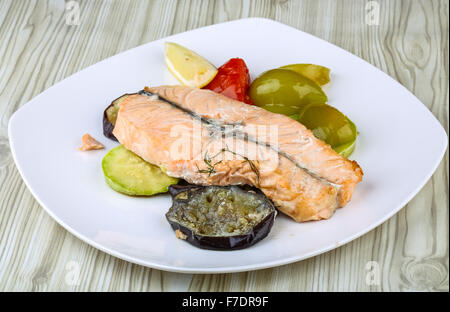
<box><xmin>167</xmin><ymin>212</ymin><xmax>275</xmax><ymax>250</ymax></box>
<box><xmin>103</xmin><ymin>103</ymin><xmax>117</xmax><ymax>141</ymax></box>
<box><xmin>166</xmin><ymin>185</ymin><xmax>277</xmax><ymax>251</ymax></box>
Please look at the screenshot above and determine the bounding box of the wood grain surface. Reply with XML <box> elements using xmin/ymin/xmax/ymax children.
<box><xmin>0</xmin><ymin>0</ymin><xmax>448</xmax><ymax>291</ymax></box>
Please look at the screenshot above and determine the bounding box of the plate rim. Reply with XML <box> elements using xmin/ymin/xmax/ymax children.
<box><xmin>7</xmin><ymin>17</ymin><xmax>449</xmax><ymax>273</ymax></box>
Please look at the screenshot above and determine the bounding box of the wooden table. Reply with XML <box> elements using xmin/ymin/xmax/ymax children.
<box><xmin>0</xmin><ymin>0</ymin><xmax>448</xmax><ymax>291</ymax></box>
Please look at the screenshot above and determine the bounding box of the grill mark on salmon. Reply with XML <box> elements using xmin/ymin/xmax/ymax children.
<box><xmin>138</xmin><ymin>89</ymin><xmax>340</xmax><ymax>190</ymax></box>
<box><xmin>113</xmin><ymin>86</ymin><xmax>363</xmax><ymax>222</ymax></box>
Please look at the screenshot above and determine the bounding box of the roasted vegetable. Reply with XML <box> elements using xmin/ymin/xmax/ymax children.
<box><xmin>166</xmin><ymin>184</ymin><xmax>276</xmax><ymax>250</ymax></box>
<box><xmin>249</xmin><ymin>68</ymin><xmax>327</xmax><ymax>116</ymax></box>
<box><xmin>297</xmin><ymin>103</ymin><xmax>357</xmax><ymax>157</ymax></box>
<box><xmin>102</xmin><ymin>145</ymin><xmax>179</xmax><ymax>196</ymax></box>
<box><xmin>103</xmin><ymin>93</ymin><xmax>135</xmax><ymax>141</ymax></box>
<box><xmin>203</xmin><ymin>58</ymin><xmax>253</xmax><ymax>104</ymax></box>
<box><xmin>280</xmin><ymin>63</ymin><xmax>330</xmax><ymax>86</ymax></box>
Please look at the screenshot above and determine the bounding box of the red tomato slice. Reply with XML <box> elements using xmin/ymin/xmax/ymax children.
<box><xmin>204</xmin><ymin>58</ymin><xmax>253</xmax><ymax>104</ymax></box>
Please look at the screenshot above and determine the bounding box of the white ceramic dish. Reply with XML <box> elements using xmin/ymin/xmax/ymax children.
<box><xmin>8</xmin><ymin>18</ymin><xmax>447</xmax><ymax>273</ymax></box>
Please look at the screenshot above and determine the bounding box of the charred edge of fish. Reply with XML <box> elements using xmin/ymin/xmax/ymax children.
<box><xmin>103</xmin><ymin>93</ymin><xmax>136</xmax><ymax>141</ymax></box>
<box><xmin>138</xmin><ymin>89</ymin><xmax>339</xmax><ymax>189</ymax></box>
<box><xmin>166</xmin><ymin>184</ymin><xmax>276</xmax><ymax>250</ymax></box>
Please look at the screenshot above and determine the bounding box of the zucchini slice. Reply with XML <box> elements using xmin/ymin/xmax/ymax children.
<box><xmin>102</xmin><ymin>145</ymin><xmax>178</xmax><ymax>196</ymax></box>
<box><xmin>103</xmin><ymin>94</ymin><xmax>135</xmax><ymax>141</ymax></box>
<box><xmin>166</xmin><ymin>184</ymin><xmax>277</xmax><ymax>250</ymax></box>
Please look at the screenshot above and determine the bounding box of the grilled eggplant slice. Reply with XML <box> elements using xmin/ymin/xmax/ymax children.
<box><xmin>166</xmin><ymin>185</ymin><xmax>277</xmax><ymax>250</ymax></box>
<box><xmin>103</xmin><ymin>93</ymin><xmax>136</xmax><ymax>141</ymax></box>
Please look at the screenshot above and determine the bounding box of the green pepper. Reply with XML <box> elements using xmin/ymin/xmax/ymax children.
<box><xmin>249</xmin><ymin>69</ymin><xmax>328</xmax><ymax>116</ymax></box>
<box><xmin>297</xmin><ymin>103</ymin><xmax>357</xmax><ymax>157</ymax></box>
<box><xmin>280</xmin><ymin>64</ymin><xmax>330</xmax><ymax>86</ymax></box>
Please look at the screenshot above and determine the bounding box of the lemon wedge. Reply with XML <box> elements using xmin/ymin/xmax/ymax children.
<box><xmin>164</xmin><ymin>42</ymin><xmax>218</xmax><ymax>88</ymax></box>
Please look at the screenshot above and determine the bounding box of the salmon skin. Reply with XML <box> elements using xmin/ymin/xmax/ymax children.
<box><xmin>113</xmin><ymin>86</ymin><xmax>363</xmax><ymax>222</ymax></box>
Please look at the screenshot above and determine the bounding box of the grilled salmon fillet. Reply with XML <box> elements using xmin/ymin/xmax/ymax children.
<box><xmin>113</xmin><ymin>86</ymin><xmax>363</xmax><ymax>222</ymax></box>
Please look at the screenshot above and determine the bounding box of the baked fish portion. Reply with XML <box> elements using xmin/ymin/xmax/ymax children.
<box><xmin>113</xmin><ymin>85</ymin><xmax>363</xmax><ymax>222</ymax></box>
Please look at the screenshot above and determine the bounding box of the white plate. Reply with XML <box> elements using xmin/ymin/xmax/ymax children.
<box><xmin>8</xmin><ymin>18</ymin><xmax>448</xmax><ymax>273</ymax></box>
